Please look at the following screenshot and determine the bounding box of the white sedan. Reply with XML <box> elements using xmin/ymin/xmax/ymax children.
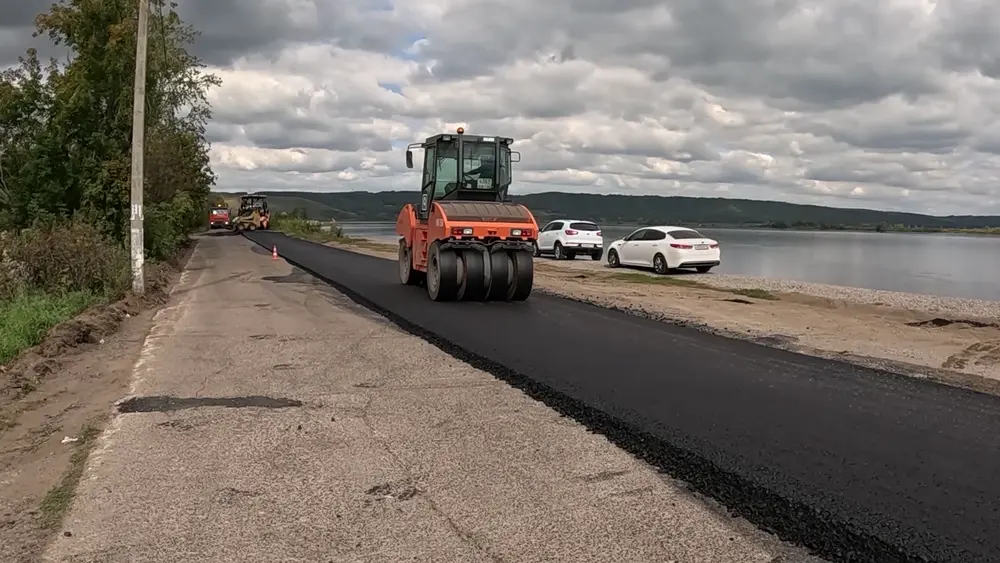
<box><xmin>607</xmin><ymin>226</ymin><xmax>721</xmax><ymax>274</ymax></box>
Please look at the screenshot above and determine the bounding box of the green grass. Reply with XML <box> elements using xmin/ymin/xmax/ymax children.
<box><xmin>270</xmin><ymin>216</ymin><xmax>348</xmax><ymax>243</ymax></box>
<box><xmin>0</xmin><ymin>291</ymin><xmax>95</xmax><ymax>364</ymax></box>
<box><xmin>606</xmin><ymin>272</ymin><xmax>778</xmax><ymax>300</ymax></box>
<box><xmin>38</xmin><ymin>421</ymin><xmax>102</xmax><ymax>529</ymax></box>
<box><xmin>730</xmin><ymin>288</ymin><xmax>778</xmax><ymax>300</ymax></box>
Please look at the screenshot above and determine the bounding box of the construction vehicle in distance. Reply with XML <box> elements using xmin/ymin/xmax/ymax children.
<box><xmin>209</xmin><ymin>205</ymin><xmax>231</xmax><ymax>229</ymax></box>
<box><xmin>231</xmin><ymin>193</ymin><xmax>270</xmax><ymax>232</ymax></box>
<box><xmin>396</xmin><ymin>127</ymin><xmax>539</xmax><ymax>302</ymax></box>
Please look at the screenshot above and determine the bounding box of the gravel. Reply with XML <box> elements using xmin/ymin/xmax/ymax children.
<box><xmin>696</xmin><ymin>273</ymin><xmax>1000</xmax><ymax>320</ymax></box>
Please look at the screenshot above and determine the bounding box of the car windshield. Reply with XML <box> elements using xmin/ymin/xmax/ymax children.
<box><xmin>569</xmin><ymin>222</ymin><xmax>599</xmax><ymax>231</ymax></box>
<box><xmin>668</xmin><ymin>229</ymin><xmax>704</xmax><ymax>239</ymax></box>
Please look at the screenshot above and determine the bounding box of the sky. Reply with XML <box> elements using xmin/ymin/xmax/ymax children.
<box><xmin>3</xmin><ymin>1</ymin><xmax>1000</xmax><ymax>215</ymax></box>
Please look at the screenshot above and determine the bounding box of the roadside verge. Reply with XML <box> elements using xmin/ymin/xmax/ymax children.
<box><xmin>0</xmin><ymin>240</ymin><xmax>197</xmax><ymax>563</ymax></box>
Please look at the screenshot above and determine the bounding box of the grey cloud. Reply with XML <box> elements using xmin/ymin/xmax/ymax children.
<box><xmin>0</xmin><ymin>0</ymin><xmax>70</xmax><ymax>65</ymax></box>
<box><xmin>800</xmin><ymin>117</ymin><xmax>972</xmax><ymax>155</ymax></box>
<box><xmin>414</xmin><ymin>0</ymin><xmax>958</xmax><ymax>108</ymax></box>
<box><xmin>930</xmin><ymin>2</ymin><xmax>1000</xmax><ymax>77</ymax></box>
<box><xmin>0</xmin><ymin>0</ymin><xmax>47</xmax><ymax>27</ymax></box>
<box><xmin>175</xmin><ymin>0</ymin><xmax>421</xmax><ymax>66</ymax></box>
<box><xmin>243</xmin><ymin>122</ymin><xmax>393</xmax><ymax>152</ymax></box>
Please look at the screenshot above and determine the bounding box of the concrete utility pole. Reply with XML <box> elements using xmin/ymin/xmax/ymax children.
<box><xmin>129</xmin><ymin>0</ymin><xmax>149</xmax><ymax>294</ymax></box>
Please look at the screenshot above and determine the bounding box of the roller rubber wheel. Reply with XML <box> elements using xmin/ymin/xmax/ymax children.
<box><xmin>398</xmin><ymin>240</ymin><xmax>424</xmax><ymax>286</ymax></box>
<box><xmin>427</xmin><ymin>242</ymin><xmax>459</xmax><ymax>301</ymax></box>
<box><xmin>485</xmin><ymin>249</ymin><xmax>510</xmax><ymax>301</ymax></box>
<box><xmin>457</xmin><ymin>250</ymin><xmax>487</xmax><ymax>301</ymax></box>
<box><xmin>507</xmin><ymin>251</ymin><xmax>534</xmax><ymax>301</ymax></box>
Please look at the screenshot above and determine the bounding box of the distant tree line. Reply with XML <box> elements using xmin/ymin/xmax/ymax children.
<box><xmin>211</xmin><ymin>190</ymin><xmax>1000</xmax><ymax>232</ymax></box>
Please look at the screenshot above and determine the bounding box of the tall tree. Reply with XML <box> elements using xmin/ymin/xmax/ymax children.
<box><xmin>0</xmin><ymin>0</ymin><xmax>220</xmax><ymax>247</ymax></box>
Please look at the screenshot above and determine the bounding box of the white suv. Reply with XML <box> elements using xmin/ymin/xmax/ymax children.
<box><xmin>534</xmin><ymin>219</ymin><xmax>604</xmax><ymax>260</ymax></box>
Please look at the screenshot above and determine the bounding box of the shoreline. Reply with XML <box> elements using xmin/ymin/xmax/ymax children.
<box><xmin>541</xmin><ymin>257</ymin><xmax>1000</xmax><ymax>320</ymax></box>
<box><xmin>341</xmin><ymin>231</ymin><xmax>1000</xmax><ymax>305</ymax></box>
<box><xmin>336</xmin><ymin>222</ymin><xmax>1000</xmax><ymax>237</ymax></box>
<box><xmin>325</xmin><ymin>236</ymin><xmax>1000</xmax><ymax>396</ymax></box>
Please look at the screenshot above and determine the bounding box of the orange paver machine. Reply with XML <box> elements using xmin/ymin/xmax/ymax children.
<box><xmin>395</xmin><ymin>127</ymin><xmax>539</xmax><ymax>302</ymax></box>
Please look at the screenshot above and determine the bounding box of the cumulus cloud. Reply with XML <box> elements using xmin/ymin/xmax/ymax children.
<box><xmin>6</xmin><ymin>0</ymin><xmax>1000</xmax><ymax>213</ymax></box>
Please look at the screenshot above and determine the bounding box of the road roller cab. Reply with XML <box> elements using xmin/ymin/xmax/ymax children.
<box><xmin>396</xmin><ymin>128</ymin><xmax>539</xmax><ymax>302</ymax></box>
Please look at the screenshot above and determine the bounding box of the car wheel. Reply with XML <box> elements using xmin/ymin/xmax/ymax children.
<box><xmin>696</xmin><ymin>265</ymin><xmax>713</xmax><ymax>273</ymax></box>
<box><xmin>592</xmin><ymin>250</ymin><xmax>603</xmax><ymax>261</ymax></box>
<box><xmin>653</xmin><ymin>254</ymin><xmax>669</xmax><ymax>275</ymax></box>
<box><xmin>607</xmin><ymin>249</ymin><xmax>620</xmax><ymax>268</ymax></box>
<box><xmin>554</xmin><ymin>242</ymin><xmax>565</xmax><ymax>260</ymax></box>
<box><xmin>533</xmin><ymin>242</ymin><xmax>541</xmax><ymax>257</ymax></box>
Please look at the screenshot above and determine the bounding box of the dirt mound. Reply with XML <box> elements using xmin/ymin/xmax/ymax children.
<box><xmin>907</xmin><ymin>317</ymin><xmax>1000</xmax><ymax>329</ymax></box>
<box><xmin>0</xmin><ymin>262</ymin><xmax>176</xmax><ymax>400</ymax></box>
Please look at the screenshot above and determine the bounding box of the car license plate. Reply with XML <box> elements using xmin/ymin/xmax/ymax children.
<box><xmin>695</xmin><ymin>244</ymin><xmax>709</xmax><ymax>250</ymax></box>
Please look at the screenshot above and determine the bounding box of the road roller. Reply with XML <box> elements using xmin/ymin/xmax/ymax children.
<box><xmin>395</xmin><ymin>127</ymin><xmax>539</xmax><ymax>302</ymax></box>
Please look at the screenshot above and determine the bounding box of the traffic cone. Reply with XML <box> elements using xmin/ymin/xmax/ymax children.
<box><xmin>272</xmin><ymin>246</ymin><xmax>278</xmax><ymax>260</ymax></box>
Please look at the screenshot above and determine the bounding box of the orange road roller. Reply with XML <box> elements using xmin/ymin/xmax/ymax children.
<box><xmin>395</xmin><ymin>127</ymin><xmax>539</xmax><ymax>302</ymax></box>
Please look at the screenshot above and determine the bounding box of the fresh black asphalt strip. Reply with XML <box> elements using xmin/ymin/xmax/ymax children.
<box><xmin>247</xmin><ymin>230</ymin><xmax>1000</xmax><ymax>563</ymax></box>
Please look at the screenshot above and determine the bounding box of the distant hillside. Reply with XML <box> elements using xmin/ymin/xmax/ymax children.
<box><xmin>211</xmin><ymin>190</ymin><xmax>1000</xmax><ymax>231</ymax></box>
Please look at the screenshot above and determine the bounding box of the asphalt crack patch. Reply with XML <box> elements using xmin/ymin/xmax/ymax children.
<box><xmin>364</xmin><ymin>479</ymin><xmax>423</xmax><ymax>504</ymax></box>
<box><xmin>117</xmin><ymin>395</ymin><xmax>303</xmax><ymax>413</ymax></box>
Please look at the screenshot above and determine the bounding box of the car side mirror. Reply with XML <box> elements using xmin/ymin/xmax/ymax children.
<box><xmin>406</xmin><ymin>150</ymin><xmax>413</xmax><ymax>169</ymax></box>
<box><xmin>511</xmin><ymin>151</ymin><xmax>521</xmax><ymax>162</ymax></box>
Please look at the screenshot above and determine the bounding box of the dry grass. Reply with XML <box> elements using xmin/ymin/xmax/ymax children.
<box><xmin>38</xmin><ymin>420</ymin><xmax>103</xmax><ymax>529</ymax></box>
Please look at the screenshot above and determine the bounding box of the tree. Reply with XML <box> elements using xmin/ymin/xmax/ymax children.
<box><xmin>0</xmin><ymin>0</ymin><xmax>220</xmax><ymax>255</ymax></box>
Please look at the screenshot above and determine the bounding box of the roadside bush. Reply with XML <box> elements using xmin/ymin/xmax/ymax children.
<box><xmin>144</xmin><ymin>203</ymin><xmax>184</xmax><ymax>261</ymax></box>
<box><xmin>271</xmin><ymin>214</ymin><xmax>344</xmax><ymax>240</ymax></box>
<box><xmin>143</xmin><ymin>191</ymin><xmax>201</xmax><ymax>261</ymax></box>
<box><xmin>0</xmin><ymin>217</ymin><xmax>129</xmax><ymax>301</ymax></box>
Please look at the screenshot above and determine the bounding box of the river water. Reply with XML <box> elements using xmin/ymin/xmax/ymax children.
<box><xmin>338</xmin><ymin>221</ymin><xmax>1000</xmax><ymax>302</ymax></box>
